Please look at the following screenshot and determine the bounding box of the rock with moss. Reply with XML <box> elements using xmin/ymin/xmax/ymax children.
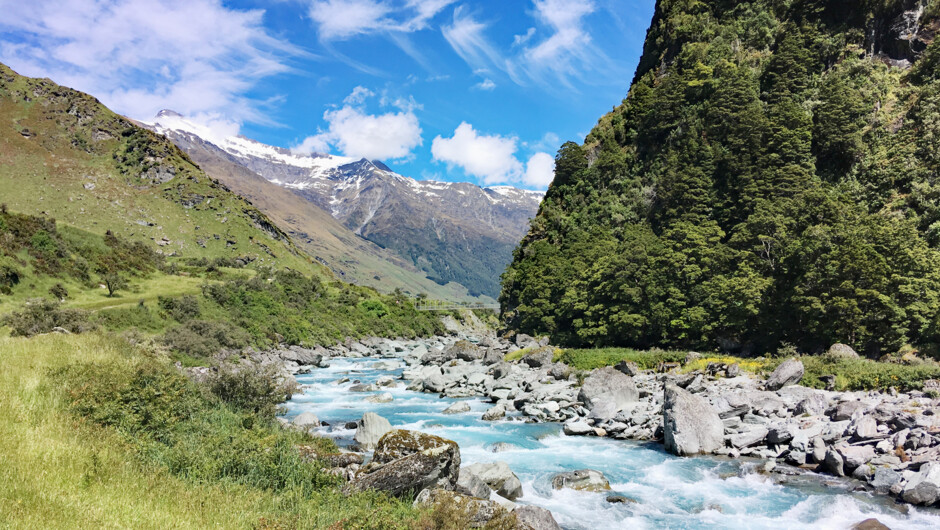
<box><xmin>521</xmin><ymin>346</ymin><xmax>555</xmax><ymax>368</ymax></box>
<box><xmin>827</xmin><ymin>343</ymin><xmax>860</xmax><ymax>359</ymax></box>
<box><xmin>550</xmin><ymin>469</ymin><xmax>611</xmax><ymax>492</ymax></box>
<box><xmin>414</xmin><ymin>488</ymin><xmax>512</xmax><ymax>528</ymax></box>
<box><xmin>373</xmin><ymin>429</ymin><xmax>461</xmax><ymax>465</ymax></box>
<box><xmin>343</xmin><ymin>442</ymin><xmax>461</xmax><ymax>498</ymax></box>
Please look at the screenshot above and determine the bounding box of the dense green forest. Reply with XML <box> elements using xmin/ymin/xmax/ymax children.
<box><xmin>501</xmin><ymin>0</ymin><xmax>940</xmax><ymax>356</ymax></box>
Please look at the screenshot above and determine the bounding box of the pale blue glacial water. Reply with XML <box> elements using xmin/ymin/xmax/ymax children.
<box><xmin>283</xmin><ymin>357</ymin><xmax>940</xmax><ymax>530</ymax></box>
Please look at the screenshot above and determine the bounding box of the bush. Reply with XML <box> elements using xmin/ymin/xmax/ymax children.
<box><xmin>2</xmin><ymin>298</ymin><xmax>95</xmax><ymax>337</ymax></box>
<box><xmin>48</xmin><ymin>283</ymin><xmax>69</xmax><ymax>300</ymax></box>
<box><xmin>206</xmin><ymin>364</ymin><xmax>296</xmax><ymax>419</ymax></box>
<box><xmin>57</xmin><ymin>357</ymin><xmax>339</xmax><ymax>494</ymax></box>
<box><xmin>162</xmin><ymin>319</ymin><xmax>250</xmax><ymax>357</ymax></box>
<box><xmin>557</xmin><ymin>347</ymin><xmax>686</xmax><ymax>370</ymax></box>
<box><xmin>158</xmin><ymin>294</ymin><xmax>201</xmax><ymax>321</ymax></box>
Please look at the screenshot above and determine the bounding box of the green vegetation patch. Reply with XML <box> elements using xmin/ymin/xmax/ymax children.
<box><xmin>558</xmin><ymin>348</ymin><xmax>686</xmax><ymax>371</ymax></box>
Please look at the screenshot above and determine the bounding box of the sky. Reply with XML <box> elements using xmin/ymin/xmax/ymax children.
<box><xmin>0</xmin><ymin>0</ymin><xmax>655</xmax><ymax>190</ymax></box>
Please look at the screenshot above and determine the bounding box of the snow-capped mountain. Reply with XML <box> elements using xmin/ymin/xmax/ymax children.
<box><xmin>146</xmin><ymin>111</ymin><xmax>544</xmax><ymax>298</ymax></box>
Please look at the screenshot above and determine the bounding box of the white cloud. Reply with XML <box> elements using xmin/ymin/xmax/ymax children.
<box><xmin>523</xmin><ymin>152</ymin><xmax>555</xmax><ymax>187</ymax></box>
<box><xmin>308</xmin><ymin>0</ymin><xmax>392</xmax><ymax>40</ymax></box>
<box><xmin>0</xmin><ymin>0</ymin><xmax>300</xmax><ymax>124</ymax></box>
<box><xmin>344</xmin><ymin>86</ymin><xmax>375</xmax><ymax>105</ymax></box>
<box><xmin>513</xmin><ymin>27</ymin><xmax>536</xmax><ymax>46</ymax></box>
<box><xmin>309</xmin><ymin>0</ymin><xmax>455</xmax><ymax>40</ymax></box>
<box><xmin>293</xmin><ymin>87</ymin><xmax>422</xmax><ymax>160</ymax></box>
<box><xmin>475</xmin><ymin>78</ymin><xmax>496</xmax><ymax>91</ymax></box>
<box><xmin>522</xmin><ymin>0</ymin><xmax>598</xmax><ymax>85</ymax></box>
<box><xmin>431</xmin><ymin>122</ymin><xmax>522</xmax><ymax>185</ymax></box>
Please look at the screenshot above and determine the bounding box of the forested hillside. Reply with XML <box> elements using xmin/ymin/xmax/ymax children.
<box><xmin>501</xmin><ymin>0</ymin><xmax>940</xmax><ymax>356</ymax></box>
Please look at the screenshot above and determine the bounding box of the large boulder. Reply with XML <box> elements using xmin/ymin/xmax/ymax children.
<box><xmin>414</xmin><ymin>489</ymin><xmax>509</xmax><ymax>528</ymax></box>
<box><xmin>578</xmin><ymin>367</ymin><xmax>638</xmax><ymax>412</ymax></box>
<box><xmin>464</xmin><ymin>461</ymin><xmax>524</xmax><ymax>501</ymax></box>
<box><xmin>550</xmin><ymin>469</ymin><xmax>611</xmax><ymax>492</ymax></box>
<box><xmin>766</xmin><ymin>358</ymin><xmax>804</xmax><ymax>391</ymax></box>
<box><xmin>521</xmin><ymin>346</ymin><xmax>555</xmax><ymax>368</ymax></box>
<box><xmin>451</xmin><ymin>340</ymin><xmax>484</xmax><ymax>362</ymax></box>
<box><xmin>373</xmin><ymin>429</ymin><xmax>460</xmax><ymax>465</ymax></box>
<box><xmin>663</xmin><ymin>384</ymin><xmax>723</xmax><ymax>455</ymax></box>
<box><xmin>353</xmin><ymin>412</ymin><xmax>392</xmax><ymax>451</ymax></box>
<box><xmin>513</xmin><ymin>505</ymin><xmax>562</xmax><ymax>530</ymax></box>
<box><xmin>346</xmin><ymin>430</ymin><xmax>461</xmax><ymax>498</ymax></box>
<box><xmin>827</xmin><ymin>343</ymin><xmax>860</xmax><ymax>359</ymax></box>
<box><xmin>483</xmin><ymin>347</ymin><xmax>505</xmax><ymax>365</ymax></box>
<box><xmin>902</xmin><ymin>463</ymin><xmax>940</xmax><ymax>505</ymax></box>
<box><xmin>343</xmin><ymin>443</ymin><xmax>460</xmax><ymax>498</ymax></box>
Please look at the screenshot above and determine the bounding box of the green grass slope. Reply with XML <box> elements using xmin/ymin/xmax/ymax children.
<box><xmin>0</xmin><ymin>62</ymin><xmax>319</xmax><ymax>276</ymax></box>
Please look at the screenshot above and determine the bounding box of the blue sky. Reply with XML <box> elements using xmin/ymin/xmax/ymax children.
<box><xmin>0</xmin><ymin>0</ymin><xmax>655</xmax><ymax>189</ymax></box>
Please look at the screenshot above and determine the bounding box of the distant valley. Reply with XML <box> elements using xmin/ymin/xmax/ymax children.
<box><xmin>148</xmin><ymin>111</ymin><xmax>543</xmax><ymax>299</ymax></box>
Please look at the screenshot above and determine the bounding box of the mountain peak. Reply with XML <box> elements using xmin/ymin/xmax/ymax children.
<box><xmin>155</xmin><ymin>109</ymin><xmax>183</xmax><ymax>118</ymax></box>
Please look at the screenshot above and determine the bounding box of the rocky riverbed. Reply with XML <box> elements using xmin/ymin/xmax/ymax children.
<box><xmin>246</xmin><ymin>328</ymin><xmax>940</xmax><ymax>528</ymax></box>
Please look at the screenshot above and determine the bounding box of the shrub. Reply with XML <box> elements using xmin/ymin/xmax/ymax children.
<box><xmin>162</xmin><ymin>319</ymin><xmax>250</xmax><ymax>357</ymax></box>
<box><xmin>359</xmin><ymin>299</ymin><xmax>389</xmax><ymax>318</ymax></box>
<box><xmin>206</xmin><ymin>364</ymin><xmax>296</xmax><ymax>419</ymax></box>
<box><xmin>57</xmin><ymin>357</ymin><xmax>339</xmax><ymax>494</ymax></box>
<box><xmin>158</xmin><ymin>294</ymin><xmax>201</xmax><ymax>321</ymax></box>
<box><xmin>2</xmin><ymin>298</ymin><xmax>95</xmax><ymax>336</ymax></box>
<box><xmin>0</xmin><ymin>260</ymin><xmax>20</xmax><ymax>289</ymax></box>
<box><xmin>48</xmin><ymin>283</ymin><xmax>69</xmax><ymax>300</ymax></box>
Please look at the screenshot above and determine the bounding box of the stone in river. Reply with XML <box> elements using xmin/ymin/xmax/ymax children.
<box><xmin>464</xmin><ymin>461</ymin><xmax>523</xmax><ymax>501</ymax></box>
<box><xmin>663</xmin><ymin>384</ymin><xmax>723</xmax><ymax>455</ymax></box>
<box><xmin>353</xmin><ymin>412</ymin><xmax>392</xmax><ymax>451</ymax></box>
<box><xmin>550</xmin><ymin>469</ymin><xmax>611</xmax><ymax>492</ymax></box>
<box><xmin>443</xmin><ymin>401</ymin><xmax>472</xmax><ymax>414</ymax></box>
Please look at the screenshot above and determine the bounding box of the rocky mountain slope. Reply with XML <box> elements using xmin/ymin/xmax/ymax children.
<box><xmin>501</xmin><ymin>0</ymin><xmax>940</xmax><ymax>354</ymax></box>
<box><xmin>149</xmin><ymin>112</ymin><xmax>543</xmax><ymax>298</ymax></box>
<box><xmin>0</xmin><ymin>63</ymin><xmax>316</xmax><ymax>275</ymax></box>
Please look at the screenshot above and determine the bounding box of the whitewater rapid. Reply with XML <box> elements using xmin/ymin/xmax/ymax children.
<box><xmin>283</xmin><ymin>357</ymin><xmax>940</xmax><ymax>529</ymax></box>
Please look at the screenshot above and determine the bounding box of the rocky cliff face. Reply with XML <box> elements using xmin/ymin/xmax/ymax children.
<box><xmin>149</xmin><ymin>112</ymin><xmax>542</xmax><ymax>298</ymax></box>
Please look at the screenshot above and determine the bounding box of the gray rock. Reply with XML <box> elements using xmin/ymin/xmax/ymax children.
<box><xmin>870</xmin><ymin>467</ymin><xmax>902</xmax><ymax>494</ymax></box>
<box><xmin>578</xmin><ymin>367</ymin><xmax>639</xmax><ymax>411</ymax></box>
<box><xmin>452</xmin><ymin>340</ymin><xmax>485</xmax><ymax>362</ymax></box>
<box><xmin>614</xmin><ymin>360</ymin><xmax>639</xmax><ymax>377</ymax></box>
<box><xmin>563</xmin><ymin>420</ymin><xmax>594</xmax><ymax>436</ymax></box>
<box><xmin>353</xmin><ymin>412</ymin><xmax>392</xmax><ymax>451</ymax></box>
<box><xmin>795</xmin><ymin>393</ymin><xmax>829</xmax><ymax>416</ymax></box>
<box><xmin>852</xmin><ymin>416</ymin><xmax>879</xmax><ymax>440</ymax></box>
<box><xmin>513</xmin><ymin>505</ymin><xmax>562</xmax><ymax>530</ymax></box>
<box><xmin>373</xmin><ymin>430</ymin><xmax>461</xmax><ymax>465</ymax></box>
<box><xmin>490</xmin><ymin>442</ymin><xmax>517</xmax><ymax>453</ymax></box>
<box><xmin>730</xmin><ymin>426</ymin><xmax>769</xmax><ymax>449</ymax></box>
<box><xmin>492</xmin><ymin>362</ymin><xmax>512</xmax><ymax>380</ymax></box>
<box><xmin>839</xmin><ymin>445</ymin><xmax>875</xmax><ymax>472</ymax></box>
<box><xmin>766</xmin><ymin>358</ymin><xmax>804</xmax><ymax>391</ymax></box>
<box><xmin>829</xmin><ymin>400</ymin><xmax>866</xmax><ymax>421</ymax></box>
<box><xmin>550</xmin><ymin>469</ymin><xmax>611</xmax><ymax>492</ymax></box>
<box><xmin>365</xmin><ymin>392</ymin><xmax>394</xmax><ymax>403</ymax></box>
<box><xmin>663</xmin><ymin>384</ymin><xmax>724</xmax><ymax>455</ymax></box>
<box><xmin>443</xmin><ymin>401</ymin><xmax>472</xmax><ymax>414</ymax></box>
<box><xmin>349</xmin><ymin>383</ymin><xmax>377</xmax><ymax>392</ymax></box>
<box><xmin>456</xmin><ymin>467</ymin><xmax>492</xmax><ymax>499</ymax></box>
<box><xmin>292</xmin><ymin>411</ymin><xmax>320</xmax><ymax>429</ymax></box>
<box><xmin>521</xmin><ymin>346</ymin><xmax>555</xmax><ymax>368</ymax></box>
<box><xmin>482</xmin><ymin>404</ymin><xmax>506</xmax><ymax>421</ymax></box>
<box><xmin>465</xmin><ymin>461</ymin><xmax>523</xmax><ymax>501</ymax></box>
<box><xmin>824</xmin><ymin>447</ymin><xmax>845</xmax><ymax>476</ymax></box>
<box><xmin>483</xmin><ymin>347</ymin><xmax>505</xmax><ymax>365</ymax></box>
<box><xmin>549</xmin><ymin>363</ymin><xmax>571</xmax><ymax>380</ymax></box>
<box><xmin>827</xmin><ymin>343</ymin><xmax>860</xmax><ymax>359</ymax></box>
<box><xmin>902</xmin><ymin>463</ymin><xmax>940</xmax><ymax>505</ymax></box>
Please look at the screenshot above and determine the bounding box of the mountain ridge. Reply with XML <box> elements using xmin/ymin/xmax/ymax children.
<box><xmin>149</xmin><ymin>112</ymin><xmax>543</xmax><ymax>298</ymax></box>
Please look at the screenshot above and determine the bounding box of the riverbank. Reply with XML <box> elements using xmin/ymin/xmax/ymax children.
<box><xmin>273</xmin><ymin>331</ymin><xmax>940</xmax><ymax>519</ymax></box>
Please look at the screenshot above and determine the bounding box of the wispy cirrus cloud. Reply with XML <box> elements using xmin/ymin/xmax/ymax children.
<box><xmin>0</xmin><ymin>0</ymin><xmax>303</xmax><ymax>126</ymax></box>
<box><xmin>308</xmin><ymin>0</ymin><xmax>455</xmax><ymax>40</ymax></box>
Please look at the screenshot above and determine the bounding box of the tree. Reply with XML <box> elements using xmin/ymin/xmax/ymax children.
<box><xmin>101</xmin><ymin>271</ymin><xmax>127</xmax><ymax>297</ymax></box>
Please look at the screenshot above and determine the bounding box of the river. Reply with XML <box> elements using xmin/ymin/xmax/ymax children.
<box><xmin>283</xmin><ymin>356</ymin><xmax>940</xmax><ymax>529</ymax></box>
